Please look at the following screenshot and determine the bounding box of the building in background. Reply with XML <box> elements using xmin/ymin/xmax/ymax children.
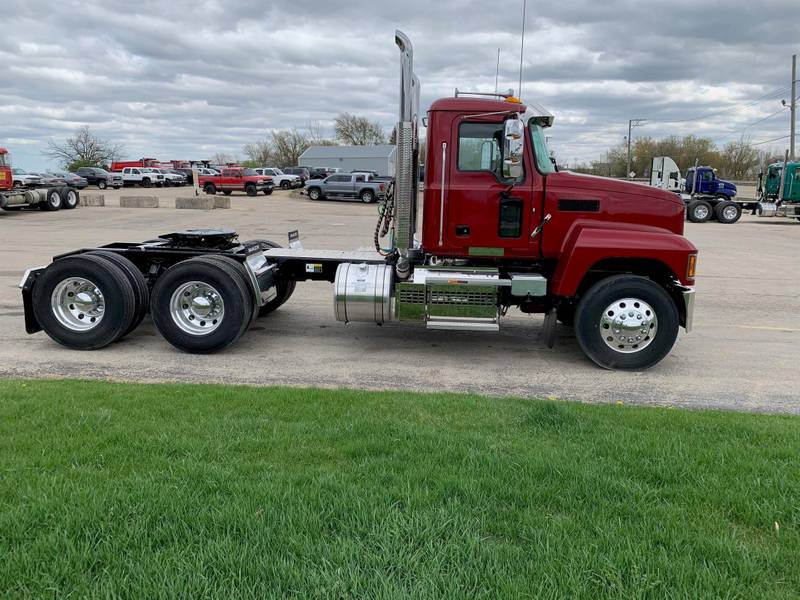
<box><xmin>298</xmin><ymin>145</ymin><xmax>396</xmax><ymax>176</ymax></box>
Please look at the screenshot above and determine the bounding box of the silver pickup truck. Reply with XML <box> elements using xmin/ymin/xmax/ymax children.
<box><xmin>304</xmin><ymin>173</ymin><xmax>389</xmax><ymax>203</ymax></box>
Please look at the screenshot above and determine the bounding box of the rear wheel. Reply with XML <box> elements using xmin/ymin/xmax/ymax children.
<box><xmin>714</xmin><ymin>201</ymin><xmax>741</xmax><ymax>224</ymax></box>
<box><xmin>40</xmin><ymin>188</ymin><xmax>62</xmax><ymax>211</ymax></box>
<box><xmin>62</xmin><ymin>187</ymin><xmax>79</xmax><ymax>209</ymax></box>
<box><xmin>245</xmin><ymin>184</ymin><xmax>257</xmax><ymax>197</ymax></box>
<box><xmin>150</xmin><ymin>258</ymin><xmax>252</xmax><ymax>353</ymax></box>
<box><xmin>86</xmin><ymin>251</ymin><xmax>149</xmax><ymax>337</ymax></box>
<box><xmin>360</xmin><ymin>189</ymin><xmax>375</xmax><ymax>203</ymax></box>
<box><xmin>204</xmin><ymin>183</ymin><xmax>217</xmax><ymax>195</ymax></box>
<box><xmin>574</xmin><ymin>275</ymin><xmax>679</xmax><ymax>370</ymax></box>
<box><xmin>32</xmin><ymin>254</ymin><xmax>137</xmax><ymax>350</ymax></box>
<box><xmin>687</xmin><ymin>200</ymin><xmax>712</xmax><ymax>223</ymax></box>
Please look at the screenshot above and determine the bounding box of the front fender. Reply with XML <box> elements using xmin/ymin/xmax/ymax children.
<box><xmin>549</xmin><ymin>222</ymin><xmax>697</xmax><ymax>297</ymax></box>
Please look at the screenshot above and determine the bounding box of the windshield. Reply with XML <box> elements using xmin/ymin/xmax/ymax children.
<box><xmin>529</xmin><ymin>124</ymin><xmax>555</xmax><ymax>175</ymax></box>
<box><xmin>0</xmin><ymin>153</ymin><xmax>9</xmax><ymax>167</ymax></box>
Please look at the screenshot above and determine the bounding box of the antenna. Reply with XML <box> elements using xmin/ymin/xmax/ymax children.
<box><xmin>494</xmin><ymin>48</ymin><xmax>500</xmax><ymax>95</ymax></box>
<box><xmin>518</xmin><ymin>0</ymin><xmax>527</xmax><ymax>98</ymax></box>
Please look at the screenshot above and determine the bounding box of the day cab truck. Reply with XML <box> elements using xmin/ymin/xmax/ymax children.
<box><xmin>755</xmin><ymin>159</ymin><xmax>800</xmax><ymax>220</ymax></box>
<box><xmin>650</xmin><ymin>156</ymin><xmax>742</xmax><ymax>223</ymax></box>
<box><xmin>18</xmin><ymin>32</ymin><xmax>697</xmax><ymax>371</ymax></box>
<box><xmin>198</xmin><ymin>167</ymin><xmax>275</xmax><ymax>196</ymax></box>
<box><xmin>0</xmin><ymin>148</ymin><xmax>81</xmax><ymax>212</ymax></box>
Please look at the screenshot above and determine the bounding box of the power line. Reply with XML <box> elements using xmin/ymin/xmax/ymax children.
<box><xmin>712</xmin><ymin>108</ymin><xmax>788</xmax><ymax>144</ymax></box>
<box><xmin>642</xmin><ymin>86</ymin><xmax>790</xmax><ymax>124</ymax></box>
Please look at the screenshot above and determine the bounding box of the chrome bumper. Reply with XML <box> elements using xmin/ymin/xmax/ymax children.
<box><xmin>681</xmin><ymin>286</ymin><xmax>695</xmax><ymax>333</ymax></box>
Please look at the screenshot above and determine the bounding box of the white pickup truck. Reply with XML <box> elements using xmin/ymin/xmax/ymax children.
<box><xmin>253</xmin><ymin>168</ymin><xmax>302</xmax><ymax>189</ymax></box>
<box><xmin>119</xmin><ymin>167</ymin><xmax>165</xmax><ymax>188</ymax></box>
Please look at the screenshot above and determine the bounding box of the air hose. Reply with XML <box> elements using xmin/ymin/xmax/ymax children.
<box><xmin>374</xmin><ymin>180</ymin><xmax>395</xmax><ymax>256</ymax></box>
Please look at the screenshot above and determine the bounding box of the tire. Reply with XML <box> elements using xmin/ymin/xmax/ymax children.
<box><xmin>204</xmin><ymin>183</ymin><xmax>217</xmax><ymax>195</ymax></box>
<box><xmin>280</xmin><ymin>180</ymin><xmax>290</xmax><ymax>189</ymax></box>
<box><xmin>150</xmin><ymin>258</ymin><xmax>252</xmax><ymax>353</ymax></box>
<box><xmin>86</xmin><ymin>250</ymin><xmax>149</xmax><ymax>337</ymax></box>
<box><xmin>245</xmin><ymin>184</ymin><xmax>257</xmax><ymax>197</ymax></box>
<box><xmin>687</xmin><ymin>200</ymin><xmax>712</xmax><ymax>223</ymax></box>
<box><xmin>714</xmin><ymin>201</ymin><xmax>741</xmax><ymax>224</ymax></box>
<box><xmin>163</xmin><ymin>180</ymin><xmax>170</xmax><ymax>188</ymax></box>
<box><xmin>242</xmin><ymin>239</ymin><xmax>296</xmax><ymax>317</ymax></box>
<box><xmin>223</xmin><ymin>191</ymin><xmax>232</xmax><ymax>196</ymax></box>
<box><xmin>360</xmin><ymin>189</ymin><xmax>375</xmax><ymax>203</ymax></box>
<box><xmin>41</xmin><ymin>188</ymin><xmax>63</xmax><ymax>211</ymax></box>
<box><xmin>141</xmin><ymin>178</ymin><xmax>152</xmax><ymax>188</ymax></box>
<box><xmin>62</xmin><ymin>187</ymin><xmax>79</xmax><ymax>209</ymax></box>
<box><xmin>307</xmin><ymin>187</ymin><xmax>322</xmax><ymax>201</ymax></box>
<box><xmin>194</xmin><ymin>255</ymin><xmax>257</xmax><ymax>330</ymax></box>
<box><xmin>574</xmin><ymin>275</ymin><xmax>679</xmax><ymax>370</ymax></box>
<box><xmin>32</xmin><ymin>254</ymin><xmax>137</xmax><ymax>350</ymax></box>
<box><xmin>263</xmin><ymin>189</ymin><xmax>273</xmax><ymax>196</ymax></box>
<box><xmin>98</xmin><ymin>180</ymin><xmax>107</xmax><ymax>190</ymax></box>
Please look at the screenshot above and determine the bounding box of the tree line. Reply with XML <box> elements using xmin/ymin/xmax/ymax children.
<box><xmin>43</xmin><ymin>113</ymin><xmax>389</xmax><ymax>171</ymax></box>
<box><xmin>570</xmin><ymin>135</ymin><xmax>785</xmax><ymax>181</ymax></box>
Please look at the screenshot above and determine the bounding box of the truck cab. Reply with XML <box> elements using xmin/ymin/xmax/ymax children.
<box><xmin>0</xmin><ymin>148</ymin><xmax>12</xmax><ymax>191</ymax></box>
<box><xmin>684</xmin><ymin>166</ymin><xmax>737</xmax><ymax>199</ymax></box>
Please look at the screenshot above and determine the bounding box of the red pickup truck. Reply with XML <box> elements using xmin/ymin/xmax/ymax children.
<box><xmin>199</xmin><ymin>168</ymin><xmax>275</xmax><ymax>196</ymax></box>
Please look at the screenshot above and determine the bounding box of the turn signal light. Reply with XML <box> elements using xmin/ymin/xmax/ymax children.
<box><xmin>505</xmin><ymin>96</ymin><xmax>522</xmax><ymax>104</ymax></box>
<box><xmin>687</xmin><ymin>254</ymin><xmax>697</xmax><ymax>279</ymax></box>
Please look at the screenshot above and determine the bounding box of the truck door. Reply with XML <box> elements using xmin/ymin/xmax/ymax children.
<box><xmin>325</xmin><ymin>174</ymin><xmax>350</xmax><ymax>197</ymax></box>
<box><xmin>443</xmin><ymin>118</ymin><xmax>539</xmax><ymax>256</ymax></box>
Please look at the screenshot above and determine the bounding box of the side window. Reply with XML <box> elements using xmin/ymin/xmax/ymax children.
<box><xmin>355</xmin><ymin>175</ymin><xmax>365</xmax><ymax>182</ymax></box>
<box><xmin>457</xmin><ymin>122</ymin><xmax>501</xmax><ymax>173</ymax></box>
<box><xmin>702</xmin><ymin>171</ymin><xmax>712</xmax><ymax>182</ymax></box>
<box><xmin>132</xmin><ymin>169</ymin><xmax>140</xmax><ymax>175</ymax></box>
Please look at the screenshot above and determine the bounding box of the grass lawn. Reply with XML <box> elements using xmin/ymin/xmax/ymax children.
<box><xmin>0</xmin><ymin>379</ymin><xmax>798</xmax><ymax>599</ymax></box>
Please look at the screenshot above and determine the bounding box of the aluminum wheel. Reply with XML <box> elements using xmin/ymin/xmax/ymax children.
<box><xmin>693</xmin><ymin>204</ymin><xmax>709</xmax><ymax>220</ymax></box>
<box><xmin>721</xmin><ymin>204</ymin><xmax>738</xmax><ymax>221</ymax></box>
<box><xmin>599</xmin><ymin>297</ymin><xmax>658</xmax><ymax>354</ymax></box>
<box><xmin>51</xmin><ymin>277</ymin><xmax>105</xmax><ymax>332</ymax></box>
<box><xmin>169</xmin><ymin>281</ymin><xmax>225</xmax><ymax>336</ymax></box>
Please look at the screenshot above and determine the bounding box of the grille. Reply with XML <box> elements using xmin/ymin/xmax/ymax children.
<box><xmin>398</xmin><ymin>287</ymin><xmax>425</xmax><ymax>304</ymax></box>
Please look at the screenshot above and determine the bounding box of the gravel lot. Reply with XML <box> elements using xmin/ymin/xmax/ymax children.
<box><xmin>1</xmin><ymin>186</ymin><xmax>798</xmax><ymax>413</ymax></box>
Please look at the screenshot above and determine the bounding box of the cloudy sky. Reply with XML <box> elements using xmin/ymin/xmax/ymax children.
<box><xmin>2</xmin><ymin>0</ymin><xmax>797</xmax><ymax>171</ymax></box>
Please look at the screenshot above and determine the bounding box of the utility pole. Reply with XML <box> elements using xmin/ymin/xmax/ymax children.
<box><xmin>791</xmin><ymin>54</ymin><xmax>796</xmax><ymax>160</ymax></box>
<box><xmin>626</xmin><ymin>119</ymin><xmax>646</xmax><ymax>178</ymax></box>
<box><xmin>518</xmin><ymin>0</ymin><xmax>527</xmax><ymax>98</ymax></box>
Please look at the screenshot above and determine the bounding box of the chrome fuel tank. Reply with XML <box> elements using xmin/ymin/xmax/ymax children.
<box><xmin>334</xmin><ymin>262</ymin><xmax>393</xmax><ymax>324</ymax></box>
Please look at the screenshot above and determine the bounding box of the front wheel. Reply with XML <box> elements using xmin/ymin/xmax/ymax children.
<box><xmin>98</xmin><ymin>180</ymin><xmax>107</xmax><ymax>190</ymax></box>
<box><xmin>574</xmin><ymin>275</ymin><xmax>679</xmax><ymax>370</ymax></box>
<box><xmin>263</xmin><ymin>188</ymin><xmax>273</xmax><ymax>196</ymax></box>
<box><xmin>307</xmin><ymin>187</ymin><xmax>322</xmax><ymax>200</ymax></box>
<box><xmin>280</xmin><ymin>180</ymin><xmax>290</xmax><ymax>189</ymax></box>
<box><xmin>245</xmin><ymin>184</ymin><xmax>257</xmax><ymax>197</ymax></box>
<box><xmin>141</xmin><ymin>178</ymin><xmax>152</xmax><ymax>188</ymax></box>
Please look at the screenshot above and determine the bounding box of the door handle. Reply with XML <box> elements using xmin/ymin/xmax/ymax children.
<box><xmin>531</xmin><ymin>213</ymin><xmax>552</xmax><ymax>239</ymax></box>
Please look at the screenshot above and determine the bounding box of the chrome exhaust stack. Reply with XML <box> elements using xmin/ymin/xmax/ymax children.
<box><xmin>393</xmin><ymin>30</ymin><xmax>420</xmax><ymax>262</ymax></box>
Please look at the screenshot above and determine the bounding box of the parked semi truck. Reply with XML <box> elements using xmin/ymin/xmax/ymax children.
<box><xmin>755</xmin><ymin>159</ymin><xmax>800</xmax><ymax>220</ymax></box>
<box><xmin>650</xmin><ymin>156</ymin><xmax>743</xmax><ymax>223</ymax></box>
<box><xmin>19</xmin><ymin>32</ymin><xmax>697</xmax><ymax>370</ymax></box>
<box><xmin>0</xmin><ymin>148</ymin><xmax>81</xmax><ymax>212</ymax></box>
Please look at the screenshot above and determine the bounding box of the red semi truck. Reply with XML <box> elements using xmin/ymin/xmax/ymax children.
<box><xmin>19</xmin><ymin>32</ymin><xmax>696</xmax><ymax>370</ymax></box>
<box><xmin>0</xmin><ymin>148</ymin><xmax>81</xmax><ymax>212</ymax></box>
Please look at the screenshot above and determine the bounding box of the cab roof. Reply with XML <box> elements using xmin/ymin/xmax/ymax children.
<box><xmin>429</xmin><ymin>96</ymin><xmax>554</xmax><ymax>127</ymax></box>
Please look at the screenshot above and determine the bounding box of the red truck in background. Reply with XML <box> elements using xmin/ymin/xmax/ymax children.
<box><xmin>198</xmin><ymin>167</ymin><xmax>274</xmax><ymax>196</ymax></box>
<box><xmin>110</xmin><ymin>158</ymin><xmax>160</xmax><ymax>171</ymax></box>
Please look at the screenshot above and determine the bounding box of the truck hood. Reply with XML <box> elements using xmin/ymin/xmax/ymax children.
<box><xmin>548</xmin><ymin>170</ymin><xmax>684</xmax><ymax>206</ymax></box>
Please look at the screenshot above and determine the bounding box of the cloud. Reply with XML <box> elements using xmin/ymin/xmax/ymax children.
<box><xmin>1</xmin><ymin>0</ymin><xmax>796</xmax><ymax>169</ymax></box>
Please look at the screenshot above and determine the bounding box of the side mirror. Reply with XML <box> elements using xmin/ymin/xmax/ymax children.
<box><xmin>502</xmin><ymin>117</ymin><xmax>524</xmax><ymax>180</ymax></box>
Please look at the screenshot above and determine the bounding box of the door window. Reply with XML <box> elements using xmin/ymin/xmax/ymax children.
<box><xmin>457</xmin><ymin>122</ymin><xmax>502</xmax><ymax>174</ymax></box>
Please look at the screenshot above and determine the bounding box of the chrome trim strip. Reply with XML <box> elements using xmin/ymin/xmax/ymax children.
<box><xmin>439</xmin><ymin>142</ymin><xmax>446</xmax><ymax>246</ymax></box>
<box><xmin>681</xmin><ymin>287</ymin><xmax>695</xmax><ymax>333</ymax></box>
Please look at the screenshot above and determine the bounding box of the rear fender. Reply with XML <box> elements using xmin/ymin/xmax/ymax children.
<box><xmin>549</xmin><ymin>222</ymin><xmax>697</xmax><ymax>297</ymax></box>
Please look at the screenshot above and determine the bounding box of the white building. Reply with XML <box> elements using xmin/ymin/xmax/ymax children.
<box><xmin>298</xmin><ymin>145</ymin><xmax>396</xmax><ymax>177</ymax></box>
